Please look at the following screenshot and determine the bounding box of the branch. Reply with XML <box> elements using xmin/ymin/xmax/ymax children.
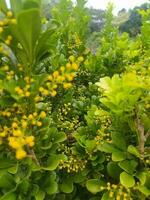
<box><xmin>30</xmin><ymin>149</ymin><xmax>40</xmax><ymax>166</ymax></box>
<box><xmin>145</xmin><ymin>130</ymin><xmax>150</xmax><ymax>140</ymax></box>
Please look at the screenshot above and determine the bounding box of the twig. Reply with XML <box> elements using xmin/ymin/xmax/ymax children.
<box><xmin>30</xmin><ymin>149</ymin><xmax>40</xmax><ymax>166</ymax></box>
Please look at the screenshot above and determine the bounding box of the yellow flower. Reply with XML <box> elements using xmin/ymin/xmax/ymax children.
<box><xmin>53</xmin><ymin>71</ymin><xmax>59</xmax><ymax>78</ymax></box>
<box><xmin>11</xmin><ymin>19</ymin><xmax>17</xmax><ymax>24</ymax></box>
<box><xmin>25</xmin><ymin>136</ymin><xmax>35</xmax><ymax>147</ymax></box>
<box><xmin>72</xmin><ymin>63</ymin><xmax>78</xmax><ymax>70</ymax></box>
<box><xmin>43</xmin><ymin>89</ymin><xmax>49</xmax><ymax>96</ymax></box>
<box><xmin>0</xmin><ymin>131</ymin><xmax>7</xmax><ymax>137</ymax></box>
<box><xmin>13</xmin><ymin>129</ymin><xmax>22</xmax><ymax>137</ymax></box>
<box><xmin>40</xmin><ymin>111</ymin><xmax>46</xmax><ymax>118</ymax></box>
<box><xmin>34</xmin><ymin>96</ymin><xmax>41</xmax><ymax>102</ymax></box>
<box><xmin>8</xmin><ymin>137</ymin><xmax>21</xmax><ymax>149</ymax></box>
<box><xmin>66</xmin><ymin>63</ymin><xmax>71</xmax><ymax>69</ymax></box>
<box><xmin>16</xmin><ymin>149</ymin><xmax>27</xmax><ymax>160</ymax></box>
<box><xmin>0</xmin><ymin>139</ymin><xmax>2</xmax><ymax>145</ymax></box>
<box><xmin>3</xmin><ymin>65</ymin><xmax>9</xmax><ymax>71</ymax></box>
<box><xmin>5</xmin><ymin>39</ymin><xmax>11</xmax><ymax>45</ymax></box>
<box><xmin>77</xmin><ymin>56</ymin><xmax>84</xmax><ymax>62</ymax></box>
<box><xmin>39</xmin><ymin>87</ymin><xmax>44</xmax><ymax>92</ymax></box>
<box><xmin>57</xmin><ymin>76</ymin><xmax>65</xmax><ymax>82</ymax></box>
<box><xmin>25</xmin><ymin>91</ymin><xmax>30</xmax><ymax>97</ymax></box>
<box><xmin>7</xmin><ymin>11</ymin><xmax>13</xmax><ymax>17</ymax></box>
<box><xmin>69</xmin><ymin>55</ymin><xmax>75</xmax><ymax>62</ymax></box>
<box><xmin>51</xmin><ymin>90</ymin><xmax>57</xmax><ymax>97</ymax></box>
<box><xmin>66</xmin><ymin>74</ymin><xmax>74</xmax><ymax>81</ymax></box>
<box><xmin>60</xmin><ymin>66</ymin><xmax>65</xmax><ymax>72</ymax></box>
<box><xmin>15</xmin><ymin>87</ymin><xmax>23</xmax><ymax>95</ymax></box>
<box><xmin>22</xmin><ymin>121</ymin><xmax>28</xmax><ymax>128</ymax></box>
<box><xmin>28</xmin><ymin>114</ymin><xmax>33</xmax><ymax>120</ymax></box>
<box><xmin>12</xmin><ymin>122</ymin><xmax>18</xmax><ymax>129</ymax></box>
<box><xmin>63</xmin><ymin>83</ymin><xmax>72</xmax><ymax>89</ymax></box>
<box><xmin>33</xmin><ymin>112</ymin><xmax>38</xmax><ymax>117</ymax></box>
<box><xmin>0</xmin><ymin>27</ymin><xmax>3</xmax><ymax>33</ymax></box>
<box><xmin>36</xmin><ymin>121</ymin><xmax>42</xmax><ymax>127</ymax></box>
<box><xmin>47</xmin><ymin>75</ymin><xmax>53</xmax><ymax>81</ymax></box>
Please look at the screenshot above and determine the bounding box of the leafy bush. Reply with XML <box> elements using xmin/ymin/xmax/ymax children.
<box><xmin>0</xmin><ymin>0</ymin><xmax>149</xmax><ymax>200</ymax></box>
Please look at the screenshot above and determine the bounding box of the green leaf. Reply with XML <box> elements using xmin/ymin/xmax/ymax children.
<box><xmin>45</xmin><ymin>179</ymin><xmax>58</xmax><ymax>195</ymax></box>
<box><xmin>35</xmin><ymin>190</ymin><xmax>45</xmax><ymax>200</ymax></box>
<box><xmin>136</xmin><ymin>172</ymin><xmax>147</xmax><ymax>185</ymax></box>
<box><xmin>60</xmin><ymin>178</ymin><xmax>74</xmax><ymax>193</ymax></box>
<box><xmin>85</xmin><ymin>140</ymin><xmax>97</xmax><ymax>152</ymax></box>
<box><xmin>111</xmin><ymin>132</ymin><xmax>126</xmax><ymax>150</ymax></box>
<box><xmin>10</xmin><ymin>0</ymin><xmax>22</xmax><ymax>15</ymax></box>
<box><xmin>127</xmin><ymin>145</ymin><xmax>140</xmax><ymax>157</ymax></box>
<box><xmin>138</xmin><ymin>185</ymin><xmax>150</xmax><ymax>196</ymax></box>
<box><xmin>120</xmin><ymin>172</ymin><xmax>135</xmax><ymax>188</ymax></box>
<box><xmin>17</xmin><ymin>8</ymin><xmax>41</xmax><ymax>63</ymax></box>
<box><xmin>112</xmin><ymin>150</ymin><xmax>126</xmax><ymax>161</ymax></box>
<box><xmin>97</xmin><ymin>142</ymin><xmax>117</xmax><ymax>153</ymax></box>
<box><xmin>102</xmin><ymin>192</ymin><xmax>115</xmax><ymax>200</ymax></box>
<box><xmin>107</xmin><ymin>162</ymin><xmax>122</xmax><ymax>180</ymax></box>
<box><xmin>42</xmin><ymin>154</ymin><xmax>65</xmax><ymax>171</ymax></box>
<box><xmin>0</xmin><ymin>159</ymin><xmax>16</xmax><ymax>169</ymax></box>
<box><xmin>0</xmin><ymin>0</ymin><xmax>8</xmax><ymax>12</ymax></box>
<box><xmin>0</xmin><ymin>173</ymin><xmax>14</xmax><ymax>189</ymax></box>
<box><xmin>0</xmin><ymin>192</ymin><xmax>16</xmax><ymax>200</ymax></box>
<box><xmin>86</xmin><ymin>179</ymin><xmax>106</xmax><ymax>194</ymax></box>
<box><xmin>54</xmin><ymin>132</ymin><xmax>66</xmax><ymax>143</ymax></box>
<box><xmin>118</xmin><ymin>160</ymin><xmax>138</xmax><ymax>174</ymax></box>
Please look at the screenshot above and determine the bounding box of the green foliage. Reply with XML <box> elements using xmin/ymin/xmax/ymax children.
<box><xmin>0</xmin><ymin>0</ymin><xmax>149</xmax><ymax>200</ymax></box>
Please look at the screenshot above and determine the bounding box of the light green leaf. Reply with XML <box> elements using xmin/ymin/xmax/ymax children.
<box><xmin>107</xmin><ymin>162</ymin><xmax>122</xmax><ymax>180</ymax></box>
<box><xmin>60</xmin><ymin>178</ymin><xmax>74</xmax><ymax>193</ymax></box>
<box><xmin>42</xmin><ymin>154</ymin><xmax>65</xmax><ymax>171</ymax></box>
<box><xmin>0</xmin><ymin>192</ymin><xmax>16</xmax><ymax>200</ymax></box>
<box><xmin>35</xmin><ymin>190</ymin><xmax>45</xmax><ymax>200</ymax></box>
<box><xmin>127</xmin><ymin>145</ymin><xmax>140</xmax><ymax>158</ymax></box>
<box><xmin>112</xmin><ymin>150</ymin><xmax>126</xmax><ymax>161</ymax></box>
<box><xmin>120</xmin><ymin>172</ymin><xmax>135</xmax><ymax>188</ymax></box>
<box><xmin>86</xmin><ymin>179</ymin><xmax>106</xmax><ymax>194</ymax></box>
<box><xmin>118</xmin><ymin>160</ymin><xmax>138</xmax><ymax>174</ymax></box>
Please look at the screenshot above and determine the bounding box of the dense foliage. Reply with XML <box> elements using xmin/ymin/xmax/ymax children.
<box><xmin>0</xmin><ymin>0</ymin><xmax>149</xmax><ymax>200</ymax></box>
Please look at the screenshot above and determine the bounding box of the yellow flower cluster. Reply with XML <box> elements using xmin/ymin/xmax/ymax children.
<box><xmin>68</xmin><ymin>33</ymin><xmax>82</xmax><ymax>51</ymax></box>
<box><xmin>38</xmin><ymin>56</ymin><xmax>84</xmax><ymax>97</ymax></box>
<box><xmin>100</xmin><ymin>183</ymin><xmax>133</xmax><ymax>200</ymax></box>
<box><xmin>14</xmin><ymin>77</ymin><xmax>34</xmax><ymax>98</ymax></box>
<box><xmin>58</xmin><ymin>145</ymin><xmax>87</xmax><ymax>173</ymax></box>
<box><xmin>0</xmin><ymin>110</ymin><xmax>47</xmax><ymax>159</ymax></box>
<box><xmin>0</xmin><ymin>11</ymin><xmax>16</xmax><ymax>55</ymax></box>
<box><xmin>95</xmin><ymin>131</ymin><xmax>112</xmax><ymax>145</ymax></box>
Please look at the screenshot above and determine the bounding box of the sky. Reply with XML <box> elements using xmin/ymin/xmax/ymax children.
<box><xmin>86</xmin><ymin>0</ymin><xmax>149</xmax><ymax>13</ymax></box>
<box><xmin>6</xmin><ymin>0</ymin><xmax>149</xmax><ymax>13</ymax></box>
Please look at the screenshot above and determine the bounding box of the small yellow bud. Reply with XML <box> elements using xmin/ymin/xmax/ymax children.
<box><xmin>51</xmin><ymin>90</ymin><xmax>57</xmax><ymax>97</ymax></box>
<box><xmin>72</xmin><ymin>63</ymin><xmax>78</xmax><ymax>70</ymax></box>
<box><xmin>28</xmin><ymin>114</ymin><xmax>33</xmax><ymax>120</ymax></box>
<box><xmin>0</xmin><ymin>27</ymin><xmax>3</xmax><ymax>33</ymax></box>
<box><xmin>40</xmin><ymin>111</ymin><xmax>46</xmax><ymax>118</ymax></box>
<box><xmin>63</xmin><ymin>83</ymin><xmax>72</xmax><ymax>89</ymax></box>
<box><xmin>12</xmin><ymin>122</ymin><xmax>18</xmax><ymax>129</ymax></box>
<box><xmin>36</xmin><ymin>121</ymin><xmax>42</xmax><ymax>127</ymax></box>
<box><xmin>13</xmin><ymin>129</ymin><xmax>22</xmax><ymax>137</ymax></box>
<box><xmin>25</xmin><ymin>91</ymin><xmax>30</xmax><ymax>97</ymax></box>
<box><xmin>16</xmin><ymin>149</ymin><xmax>27</xmax><ymax>160</ymax></box>
<box><xmin>7</xmin><ymin>11</ymin><xmax>13</xmax><ymax>17</ymax></box>
<box><xmin>60</xmin><ymin>66</ymin><xmax>65</xmax><ymax>72</ymax></box>
<box><xmin>69</xmin><ymin>55</ymin><xmax>75</xmax><ymax>62</ymax></box>
<box><xmin>77</xmin><ymin>56</ymin><xmax>84</xmax><ymax>62</ymax></box>
<box><xmin>22</xmin><ymin>121</ymin><xmax>27</xmax><ymax>128</ymax></box>
<box><xmin>53</xmin><ymin>71</ymin><xmax>59</xmax><ymax>78</ymax></box>
<box><xmin>47</xmin><ymin>75</ymin><xmax>53</xmax><ymax>81</ymax></box>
